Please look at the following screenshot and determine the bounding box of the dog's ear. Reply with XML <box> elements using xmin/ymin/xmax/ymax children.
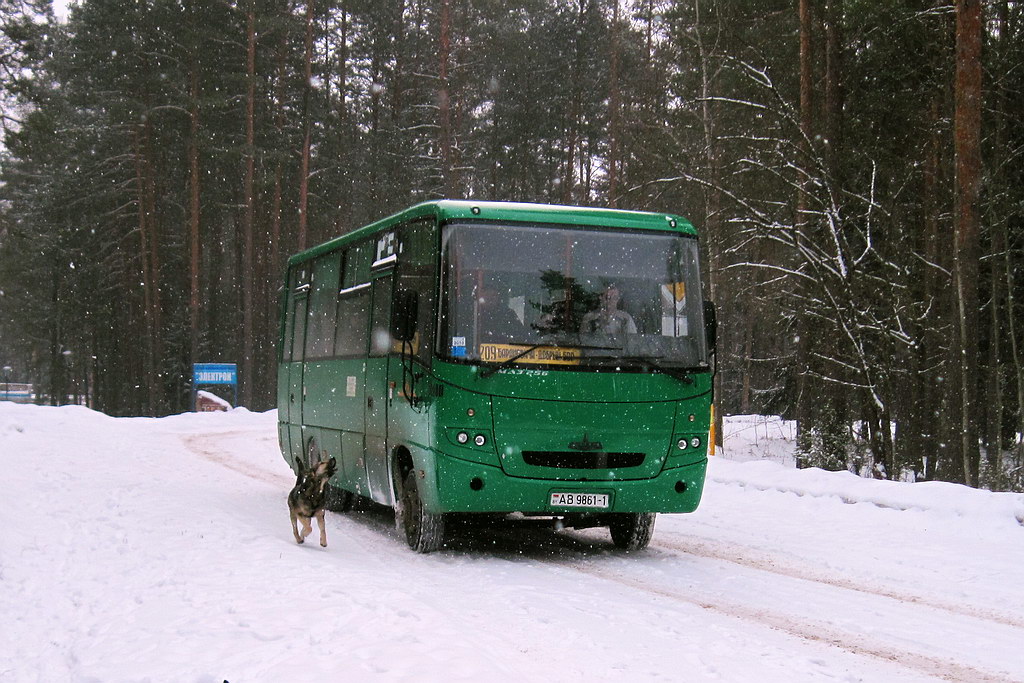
<box><xmin>295</xmin><ymin>457</ymin><xmax>306</xmax><ymax>476</ymax></box>
<box><xmin>327</xmin><ymin>457</ymin><xmax>337</xmax><ymax>476</ymax></box>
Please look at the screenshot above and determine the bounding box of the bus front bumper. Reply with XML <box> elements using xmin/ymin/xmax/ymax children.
<box><xmin>426</xmin><ymin>451</ymin><xmax>707</xmax><ymax>515</ymax></box>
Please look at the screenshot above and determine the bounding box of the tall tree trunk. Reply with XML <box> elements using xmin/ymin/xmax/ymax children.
<box><xmin>953</xmin><ymin>0</ymin><xmax>982</xmax><ymax>487</ymax></box>
<box><xmin>269</xmin><ymin>1</ymin><xmax>291</xmax><ymax>382</ymax></box>
<box><xmin>794</xmin><ymin>0</ymin><xmax>815</xmax><ymax>466</ymax></box>
<box><xmin>986</xmin><ymin>2</ymin><xmax>1006</xmax><ymax>482</ymax></box>
<box><xmin>297</xmin><ymin>0</ymin><xmax>315</xmax><ymax>251</ymax></box>
<box><xmin>606</xmin><ymin>0</ymin><xmax>621</xmax><ymax>207</ymax></box>
<box><xmin>133</xmin><ymin>121</ymin><xmax>162</xmax><ymax>415</ymax></box>
<box><xmin>241</xmin><ymin>1</ymin><xmax>257</xmax><ymax>408</ymax></box>
<box><xmin>562</xmin><ymin>0</ymin><xmax>588</xmax><ymax>204</ymax></box>
<box><xmin>995</xmin><ymin>0</ymin><xmax>1024</xmax><ymax>479</ymax></box>
<box><xmin>824</xmin><ymin>0</ymin><xmax>844</xmax><ymax>177</ymax></box>
<box><xmin>741</xmin><ymin>313</ymin><xmax>753</xmax><ymax>413</ymax></box>
<box><xmin>438</xmin><ymin>0</ymin><xmax>453</xmax><ymax>197</ymax></box>
<box><xmin>695</xmin><ymin>0</ymin><xmax>724</xmax><ymax>447</ymax></box>
<box><xmin>1008</xmin><ymin>226</ymin><xmax>1024</xmax><ymax>477</ymax></box>
<box><xmin>187</xmin><ymin>1</ymin><xmax>202</xmax><ymax>390</ymax></box>
<box><xmin>335</xmin><ymin>4</ymin><xmax>351</xmax><ymax>227</ymax></box>
<box><xmin>918</xmin><ymin>90</ymin><xmax>945</xmax><ymax>480</ymax></box>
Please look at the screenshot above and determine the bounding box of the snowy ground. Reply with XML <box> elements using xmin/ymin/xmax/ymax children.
<box><xmin>2</xmin><ymin>403</ymin><xmax>1023</xmax><ymax>682</ymax></box>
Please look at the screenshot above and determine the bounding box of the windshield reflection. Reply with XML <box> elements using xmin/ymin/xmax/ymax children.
<box><xmin>439</xmin><ymin>222</ymin><xmax>707</xmax><ymax>370</ymax></box>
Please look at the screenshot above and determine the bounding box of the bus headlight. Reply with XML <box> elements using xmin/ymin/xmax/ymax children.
<box><xmin>677</xmin><ymin>438</ymin><xmax>688</xmax><ymax>450</ymax></box>
<box><xmin>474</xmin><ymin>434</ymin><xmax>487</xmax><ymax>447</ymax></box>
<box><xmin>456</xmin><ymin>431</ymin><xmax>469</xmax><ymax>444</ymax></box>
<box><xmin>690</xmin><ymin>437</ymin><xmax>701</xmax><ymax>449</ymax></box>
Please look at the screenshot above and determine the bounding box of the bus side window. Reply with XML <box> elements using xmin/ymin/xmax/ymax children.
<box><xmin>290</xmin><ymin>265</ymin><xmax>310</xmax><ymax>362</ymax></box>
<box><xmin>394</xmin><ymin>219</ymin><xmax>438</xmax><ymax>362</ymax></box>
<box><xmin>369</xmin><ymin>276</ymin><xmax>394</xmax><ymax>357</ymax></box>
<box><xmin>335</xmin><ymin>246</ymin><xmax>371</xmax><ymax>356</ymax></box>
<box><xmin>281</xmin><ymin>273</ymin><xmax>294</xmax><ymax>363</ymax></box>
<box><xmin>305</xmin><ymin>254</ymin><xmax>341</xmax><ymax>359</ymax></box>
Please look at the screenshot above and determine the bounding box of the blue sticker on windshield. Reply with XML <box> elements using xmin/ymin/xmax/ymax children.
<box><xmin>451</xmin><ymin>336</ymin><xmax>466</xmax><ymax>357</ymax></box>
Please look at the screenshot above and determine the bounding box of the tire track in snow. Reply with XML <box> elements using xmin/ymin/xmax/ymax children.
<box><xmin>180</xmin><ymin>428</ymin><xmax>406</xmax><ymax>555</ymax></box>
<box><xmin>180</xmin><ymin>430</ymin><xmax>293</xmax><ymax>488</ymax></box>
<box><xmin>650</xmin><ymin>531</ymin><xmax>1024</xmax><ymax>631</ymax></box>
<box><xmin>555</xmin><ymin>559</ymin><xmax>1020</xmax><ymax>683</ymax></box>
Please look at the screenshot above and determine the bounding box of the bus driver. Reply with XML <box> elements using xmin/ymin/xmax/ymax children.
<box><xmin>580</xmin><ymin>284</ymin><xmax>637</xmax><ymax>335</ymax></box>
<box><xmin>478</xmin><ymin>285</ymin><xmax>527</xmax><ymax>341</ymax></box>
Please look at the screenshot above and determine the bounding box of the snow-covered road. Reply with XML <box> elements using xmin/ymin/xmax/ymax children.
<box><xmin>2</xmin><ymin>403</ymin><xmax>1022</xmax><ymax>682</ymax></box>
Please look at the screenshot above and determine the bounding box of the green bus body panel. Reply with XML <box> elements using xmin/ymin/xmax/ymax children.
<box><xmin>431</xmin><ymin>449</ymin><xmax>707</xmax><ymax>515</ymax></box>
<box><xmin>491</xmin><ymin>397</ymin><xmax>675</xmax><ymax>479</ymax></box>
<box><xmin>419</xmin><ymin>360</ymin><xmax>710</xmax><ymax>513</ymax></box>
<box><xmin>278</xmin><ymin>200</ymin><xmax>711</xmax><ymax>520</ymax></box>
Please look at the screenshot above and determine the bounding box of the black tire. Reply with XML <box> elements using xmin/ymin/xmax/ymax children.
<box><xmin>399</xmin><ymin>469</ymin><xmax>445</xmax><ymax>553</ymax></box>
<box><xmin>609</xmin><ymin>512</ymin><xmax>656</xmax><ymax>550</ymax></box>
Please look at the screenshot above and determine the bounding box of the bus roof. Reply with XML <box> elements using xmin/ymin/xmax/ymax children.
<box><xmin>288</xmin><ymin>200</ymin><xmax>698</xmax><ymax>267</ymax></box>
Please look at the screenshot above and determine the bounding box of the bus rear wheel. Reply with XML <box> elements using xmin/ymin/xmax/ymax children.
<box><xmin>400</xmin><ymin>470</ymin><xmax>445</xmax><ymax>553</ymax></box>
<box><xmin>609</xmin><ymin>512</ymin><xmax>656</xmax><ymax>550</ymax></box>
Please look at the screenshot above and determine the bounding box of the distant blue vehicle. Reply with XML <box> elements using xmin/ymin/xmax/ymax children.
<box><xmin>1</xmin><ymin>382</ymin><xmax>34</xmax><ymax>403</ymax></box>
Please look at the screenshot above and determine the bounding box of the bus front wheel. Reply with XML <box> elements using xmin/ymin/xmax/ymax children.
<box><xmin>609</xmin><ymin>512</ymin><xmax>656</xmax><ymax>551</ymax></box>
<box><xmin>400</xmin><ymin>470</ymin><xmax>445</xmax><ymax>553</ymax></box>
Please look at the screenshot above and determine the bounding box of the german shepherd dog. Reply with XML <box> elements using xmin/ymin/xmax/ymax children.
<box><xmin>288</xmin><ymin>456</ymin><xmax>337</xmax><ymax>547</ymax></box>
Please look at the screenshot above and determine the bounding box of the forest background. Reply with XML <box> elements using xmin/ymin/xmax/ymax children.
<box><xmin>0</xmin><ymin>0</ymin><xmax>1021</xmax><ymax>490</ymax></box>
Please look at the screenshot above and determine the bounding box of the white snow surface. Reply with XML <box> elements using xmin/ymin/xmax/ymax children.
<box><xmin>2</xmin><ymin>402</ymin><xmax>1023</xmax><ymax>682</ymax></box>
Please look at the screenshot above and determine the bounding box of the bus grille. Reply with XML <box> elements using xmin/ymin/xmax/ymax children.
<box><xmin>521</xmin><ymin>451</ymin><xmax>645</xmax><ymax>469</ymax></box>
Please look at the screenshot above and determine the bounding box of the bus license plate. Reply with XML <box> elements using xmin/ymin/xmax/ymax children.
<box><xmin>550</xmin><ymin>492</ymin><xmax>609</xmax><ymax>509</ymax></box>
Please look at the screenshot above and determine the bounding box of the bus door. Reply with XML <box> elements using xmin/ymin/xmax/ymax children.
<box><xmin>286</xmin><ymin>268</ymin><xmax>310</xmax><ymax>462</ymax></box>
<box><xmin>363</xmin><ymin>270</ymin><xmax>394</xmax><ymax>505</ymax></box>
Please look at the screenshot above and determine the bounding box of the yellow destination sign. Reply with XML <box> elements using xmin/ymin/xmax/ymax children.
<box><xmin>479</xmin><ymin>344</ymin><xmax>581</xmax><ymax>365</ymax></box>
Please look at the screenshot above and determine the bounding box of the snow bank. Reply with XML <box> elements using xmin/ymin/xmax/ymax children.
<box><xmin>718</xmin><ymin>414</ymin><xmax>1024</xmax><ymax>526</ymax></box>
<box><xmin>710</xmin><ymin>457</ymin><xmax>1024</xmax><ymax>526</ymax></box>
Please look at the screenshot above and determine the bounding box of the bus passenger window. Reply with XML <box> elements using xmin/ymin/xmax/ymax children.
<box><xmin>335</xmin><ymin>248</ymin><xmax>371</xmax><ymax>356</ymax></box>
<box><xmin>291</xmin><ymin>297</ymin><xmax>307</xmax><ymax>362</ymax></box>
<box><xmin>335</xmin><ymin>292</ymin><xmax>370</xmax><ymax>356</ymax></box>
<box><xmin>305</xmin><ymin>255</ymin><xmax>341</xmax><ymax>359</ymax></box>
<box><xmin>368</xmin><ymin>277</ymin><xmax>393</xmax><ymax>357</ymax></box>
<box><xmin>288</xmin><ymin>265</ymin><xmax>310</xmax><ymax>362</ymax></box>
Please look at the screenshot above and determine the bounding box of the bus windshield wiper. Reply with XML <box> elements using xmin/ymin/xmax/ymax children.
<box><xmin>604</xmin><ymin>355</ymin><xmax>695</xmax><ymax>385</ymax></box>
<box><xmin>478</xmin><ymin>341</ymin><xmax>621</xmax><ymax>379</ymax></box>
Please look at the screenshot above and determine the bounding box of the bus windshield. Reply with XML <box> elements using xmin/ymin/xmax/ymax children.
<box><xmin>439</xmin><ymin>221</ymin><xmax>708</xmax><ymax>370</ymax></box>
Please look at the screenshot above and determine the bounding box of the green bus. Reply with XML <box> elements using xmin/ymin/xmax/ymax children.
<box><xmin>278</xmin><ymin>200</ymin><xmax>715</xmax><ymax>552</ymax></box>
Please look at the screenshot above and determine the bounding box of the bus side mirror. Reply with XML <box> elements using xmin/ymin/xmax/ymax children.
<box><xmin>392</xmin><ymin>290</ymin><xmax>419</xmax><ymax>342</ymax></box>
<box><xmin>703</xmin><ymin>301</ymin><xmax>717</xmax><ymax>352</ymax></box>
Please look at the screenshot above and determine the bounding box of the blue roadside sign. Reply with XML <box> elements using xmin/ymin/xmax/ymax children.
<box><xmin>193</xmin><ymin>363</ymin><xmax>237</xmax><ymax>385</ymax></box>
<box><xmin>192</xmin><ymin>363</ymin><xmax>238</xmax><ymax>409</ymax></box>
